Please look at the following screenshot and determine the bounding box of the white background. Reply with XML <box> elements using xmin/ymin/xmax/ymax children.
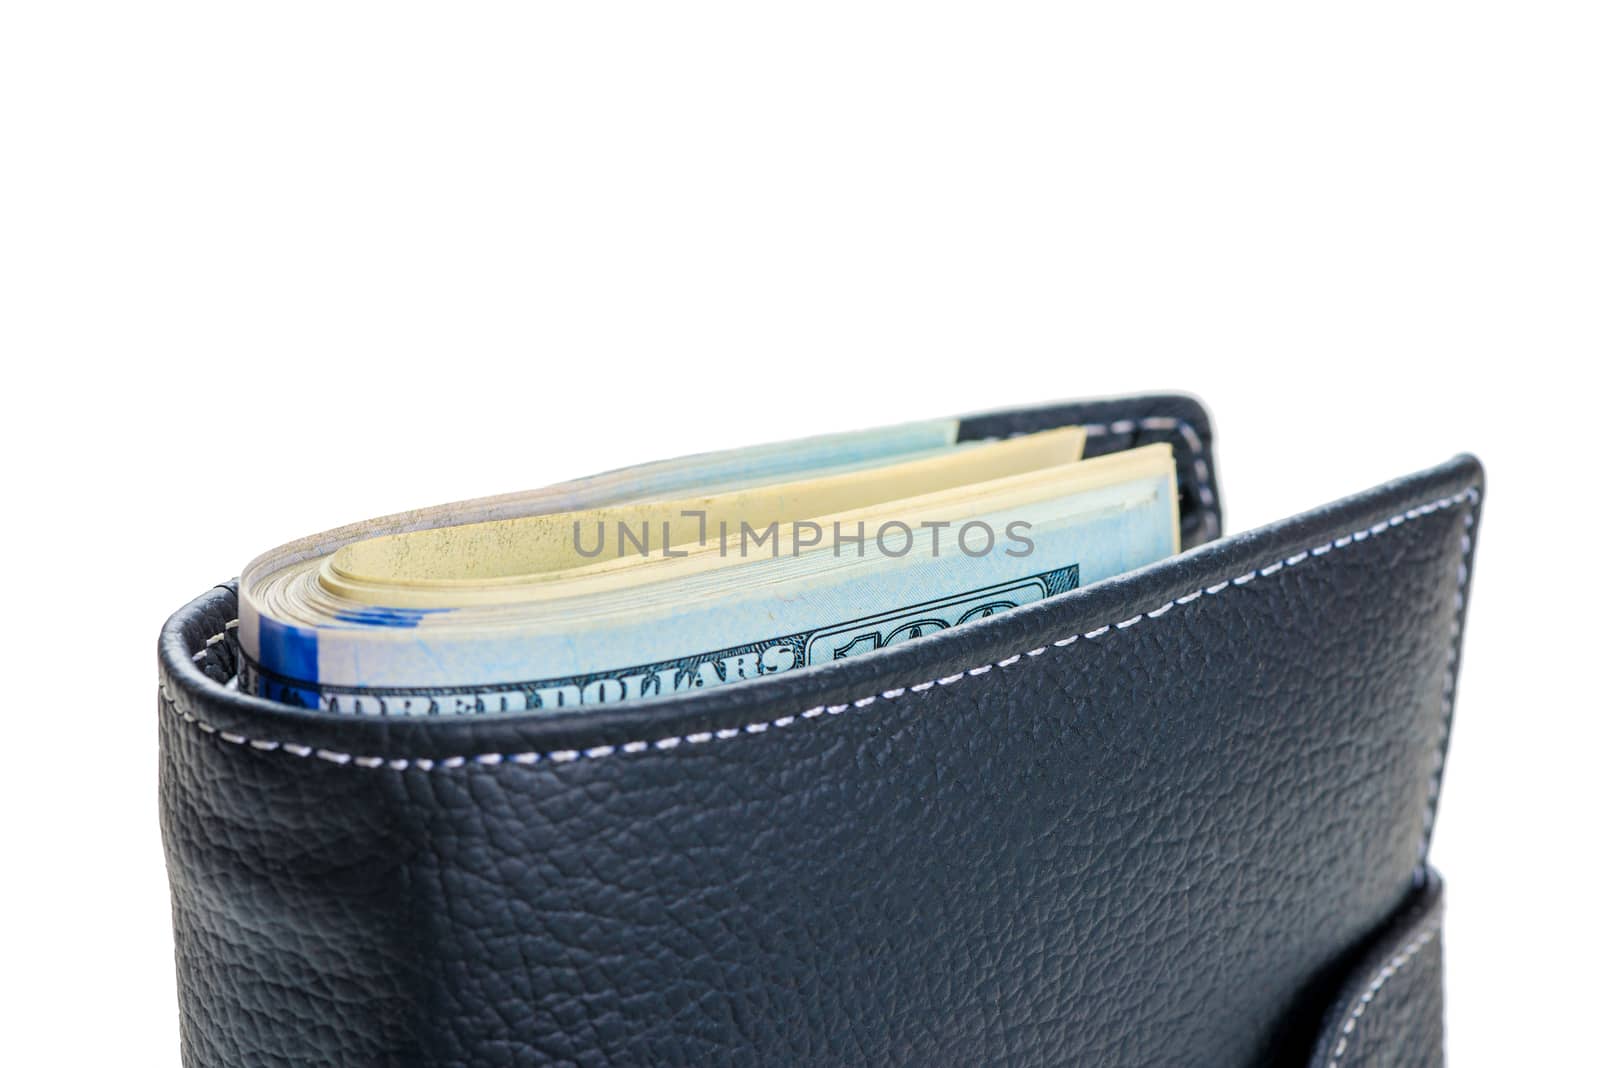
<box><xmin>3</xmin><ymin>4</ymin><xmax>1594</xmax><ymax>1063</ymax></box>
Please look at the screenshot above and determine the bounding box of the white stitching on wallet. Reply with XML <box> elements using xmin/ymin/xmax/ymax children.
<box><xmin>1417</xmin><ymin>502</ymin><xmax>1477</xmax><ymax>878</ymax></box>
<box><xmin>163</xmin><ymin>487</ymin><xmax>1479</xmax><ymax>776</ymax></box>
<box><xmin>1325</xmin><ymin>923</ymin><xmax>1441</xmax><ymax>1068</ymax></box>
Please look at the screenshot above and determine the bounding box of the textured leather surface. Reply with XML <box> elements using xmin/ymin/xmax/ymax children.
<box><xmin>1308</xmin><ymin>871</ymin><xmax>1446</xmax><ymax>1068</ymax></box>
<box><xmin>158</xmin><ymin>394</ymin><xmax>1480</xmax><ymax>1066</ymax></box>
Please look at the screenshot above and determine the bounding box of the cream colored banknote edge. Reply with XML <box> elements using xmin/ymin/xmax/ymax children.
<box><xmin>321</xmin><ymin>426</ymin><xmax>1087</xmax><ymax>589</ymax></box>
<box><xmin>307</xmin><ymin>443</ymin><xmax>1172</xmax><ymax>610</ymax></box>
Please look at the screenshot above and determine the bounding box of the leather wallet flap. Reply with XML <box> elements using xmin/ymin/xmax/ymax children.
<box><xmin>158</xmin><ymin>394</ymin><xmax>1481</xmax><ymax>1066</ymax></box>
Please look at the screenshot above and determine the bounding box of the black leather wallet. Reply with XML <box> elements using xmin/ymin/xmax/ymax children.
<box><xmin>158</xmin><ymin>394</ymin><xmax>1481</xmax><ymax>1067</ymax></box>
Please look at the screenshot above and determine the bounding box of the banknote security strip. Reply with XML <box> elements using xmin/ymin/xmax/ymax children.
<box><xmin>239</xmin><ymin>419</ymin><xmax>1180</xmax><ymax>714</ymax></box>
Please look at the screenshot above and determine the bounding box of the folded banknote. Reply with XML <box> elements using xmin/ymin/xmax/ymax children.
<box><xmin>239</xmin><ymin>421</ymin><xmax>1178</xmax><ymax>712</ymax></box>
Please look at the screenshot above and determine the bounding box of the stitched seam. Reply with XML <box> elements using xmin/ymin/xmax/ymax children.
<box><xmin>160</xmin><ymin>486</ymin><xmax>1478</xmax><ymax>773</ymax></box>
<box><xmin>1417</xmin><ymin>497</ymin><xmax>1476</xmax><ymax>878</ymax></box>
<box><xmin>985</xmin><ymin>415</ymin><xmax>1219</xmax><ymax>541</ymax></box>
<box><xmin>1326</xmin><ymin>922</ymin><xmax>1441</xmax><ymax>1068</ymax></box>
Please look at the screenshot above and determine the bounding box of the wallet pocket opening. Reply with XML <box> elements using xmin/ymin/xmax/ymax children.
<box><xmin>176</xmin><ymin>395</ymin><xmax>1226</xmax><ymax>727</ymax></box>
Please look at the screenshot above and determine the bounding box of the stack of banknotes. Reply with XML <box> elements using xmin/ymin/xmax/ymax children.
<box><xmin>240</xmin><ymin>421</ymin><xmax>1179</xmax><ymax>713</ymax></box>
